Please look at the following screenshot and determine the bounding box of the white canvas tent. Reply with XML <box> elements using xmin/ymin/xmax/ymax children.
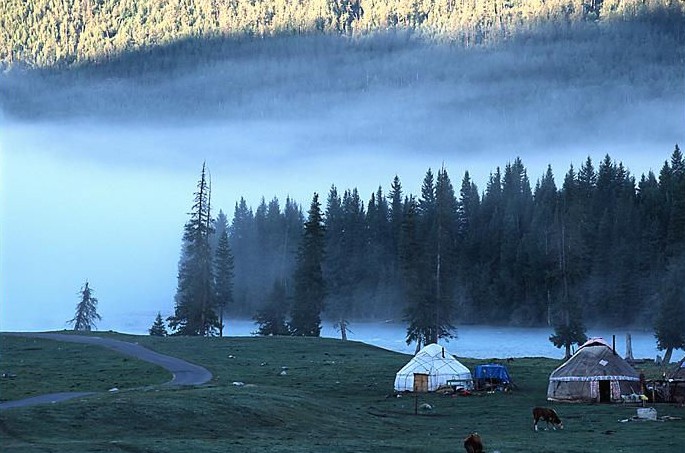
<box><xmin>394</xmin><ymin>343</ymin><xmax>473</xmax><ymax>392</ymax></box>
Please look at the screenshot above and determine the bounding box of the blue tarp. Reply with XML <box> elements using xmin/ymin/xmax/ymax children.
<box><xmin>474</xmin><ymin>364</ymin><xmax>511</xmax><ymax>383</ymax></box>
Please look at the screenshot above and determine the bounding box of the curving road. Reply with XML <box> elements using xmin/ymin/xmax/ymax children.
<box><xmin>0</xmin><ymin>332</ymin><xmax>212</xmax><ymax>410</ymax></box>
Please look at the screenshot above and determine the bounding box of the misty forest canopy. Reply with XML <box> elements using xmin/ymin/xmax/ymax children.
<box><xmin>181</xmin><ymin>147</ymin><xmax>685</xmax><ymax>339</ymax></box>
<box><xmin>1</xmin><ymin>0</ymin><xmax>684</xmax><ymax>68</ymax></box>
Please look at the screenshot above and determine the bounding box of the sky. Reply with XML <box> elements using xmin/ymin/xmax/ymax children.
<box><xmin>1</xmin><ymin>33</ymin><xmax>684</xmax><ymax>332</ymax></box>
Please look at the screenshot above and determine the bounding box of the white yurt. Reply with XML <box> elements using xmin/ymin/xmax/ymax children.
<box><xmin>394</xmin><ymin>343</ymin><xmax>473</xmax><ymax>392</ymax></box>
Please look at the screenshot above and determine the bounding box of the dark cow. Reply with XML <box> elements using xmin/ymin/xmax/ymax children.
<box><xmin>533</xmin><ymin>407</ymin><xmax>563</xmax><ymax>431</ymax></box>
<box><xmin>464</xmin><ymin>432</ymin><xmax>484</xmax><ymax>453</ymax></box>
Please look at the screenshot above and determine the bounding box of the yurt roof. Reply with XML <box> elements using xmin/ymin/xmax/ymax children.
<box><xmin>672</xmin><ymin>360</ymin><xmax>685</xmax><ymax>379</ymax></box>
<box><xmin>396</xmin><ymin>343</ymin><xmax>471</xmax><ymax>376</ymax></box>
<box><xmin>416</xmin><ymin>343</ymin><xmax>455</xmax><ymax>358</ymax></box>
<box><xmin>549</xmin><ymin>337</ymin><xmax>639</xmax><ymax>382</ymax></box>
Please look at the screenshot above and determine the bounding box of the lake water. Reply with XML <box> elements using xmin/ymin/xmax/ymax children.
<box><xmin>28</xmin><ymin>312</ymin><xmax>679</xmax><ymax>362</ymax></box>
<box><xmin>5</xmin><ymin>310</ymin><xmax>685</xmax><ymax>361</ymax></box>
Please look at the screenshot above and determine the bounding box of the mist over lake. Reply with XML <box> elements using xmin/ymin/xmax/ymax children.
<box><xmin>7</xmin><ymin>309</ymin><xmax>681</xmax><ymax>362</ymax></box>
<box><xmin>1</xmin><ymin>29</ymin><xmax>684</xmax><ymax>340</ymax></box>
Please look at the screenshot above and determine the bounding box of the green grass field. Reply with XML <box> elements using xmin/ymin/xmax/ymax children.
<box><xmin>1</xmin><ymin>333</ymin><xmax>683</xmax><ymax>452</ymax></box>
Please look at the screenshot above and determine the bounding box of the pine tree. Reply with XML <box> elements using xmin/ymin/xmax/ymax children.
<box><xmin>457</xmin><ymin>171</ymin><xmax>480</xmax><ymax>321</ymax></box>
<box><xmin>283</xmin><ymin>196</ymin><xmax>305</xmax><ymax>274</ymax></box>
<box><xmin>457</xmin><ymin>170</ymin><xmax>480</xmax><ymax>239</ymax></box>
<box><xmin>405</xmin><ymin>170</ymin><xmax>440</xmax><ymax>347</ymax></box>
<box><xmin>666</xmin><ymin>145</ymin><xmax>685</xmax><ymax>256</ymax></box>
<box><xmin>214</xmin><ymin>227</ymin><xmax>234</xmax><ymax>337</ymax></box>
<box><xmin>254</xmin><ymin>280</ymin><xmax>290</xmax><ymax>336</ymax></box>
<box><xmin>69</xmin><ymin>280</ymin><xmax>101</xmax><ymax>331</ymax></box>
<box><xmin>230</xmin><ymin>197</ymin><xmax>256</xmax><ymax>317</ymax></box>
<box><xmin>290</xmin><ymin>193</ymin><xmax>326</xmax><ymax>336</ymax></box>
<box><xmin>211</xmin><ymin>209</ymin><xmax>230</xmax><ymax>253</ymax></box>
<box><xmin>402</xmin><ymin>168</ymin><xmax>458</xmax><ymax>349</ymax></box>
<box><xmin>654</xmin><ymin>258</ymin><xmax>685</xmax><ymax>364</ymax></box>
<box><xmin>548</xmin><ymin>163</ymin><xmax>589</xmax><ymax>358</ymax></box>
<box><xmin>323</xmin><ymin>185</ymin><xmax>347</xmax><ymax>320</ymax></box>
<box><xmin>528</xmin><ymin>166</ymin><xmax>560</xmax><ymax>325</ymax></box>
<box><xmin>149</xmin><ymin>312</ymin><xmax>167</xmax><ymax>336</ymax></box>
<box><xmin>499</xmin><ymin>157</ymin><xmax>534</xmax><ymax>323</ymax></box>
<box><xmin>549</xmin><ymin>311</ymin><xmax>587</xmax><ymax>359</ymax></box>
<box><xmin>474</xmin><ymin>167</ymin><xmax>504</xmax><ymax>321</ymax></box>
<box><xmin>399</xmin><ymin>196</ymin><xmax>430</xmax><ymax>351</ymax></box>
<box><xmin>387</xmin><ymin>175</ymin><xmax>405</xmax><ymax>291</ymax></box>
<box><xmin>168</xmin><ymin>163</ymin><xmax>218</xmax><ymax>336</ymax></box>
<box><xmin>339</xmin><ymin>188</ymin><xmax>366</xmax><ymax>314</ymax></box>
<box><xmin>432</xmin><ymin>166</ymin><xmax>458</xmax><ymax>338</ymax></box>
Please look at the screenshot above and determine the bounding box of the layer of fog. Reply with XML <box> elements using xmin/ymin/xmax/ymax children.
<box><xmin>1</xmin><ymin>31</ymin><xmax>683</xmax><ymax>333</ymax></box>
<box><xmin>26</xmin><ymin>310</ymin><xmax>684</xmax><ymax>361</ymax></box>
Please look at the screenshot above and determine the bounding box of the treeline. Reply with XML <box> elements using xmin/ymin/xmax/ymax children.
<box><xmin>220</xmin><ymin>146</ymin><xmax>685</xmax><ymax>329</ymax></box>
<box><xmin>2</xmin><ymin>0</ymin><xmax>684</xmax><ymax>68</ymax></box>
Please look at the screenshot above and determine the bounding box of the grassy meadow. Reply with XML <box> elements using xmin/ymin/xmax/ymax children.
<box><xmin>0</xmin><ymin>332</ymin><xmax>683</xmax><ymax>452</ymax></box>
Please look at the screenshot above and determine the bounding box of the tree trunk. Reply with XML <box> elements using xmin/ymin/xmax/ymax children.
<box><xmin>663</xmin><ymin>347</ymin><xmax>674</xmax><ymax>366</ymax></box>
<box><xmin>565</xmin><ymin>343</ymin><xmax>571</xmax><ymax>360</ymax></box>
<box><xmin>340</xmin><ymin>319</ymin><xmax>347</xmax><ymax>341</ymax></box>
<box><xmin>625</xmin><ymin>333</ymin><xmax>633</xmax><ymax>361</ymax></box>
<box><xmin>435</xmin><ymin>223</ymin><xmax>441</xmax><ymax>345</ymax></box>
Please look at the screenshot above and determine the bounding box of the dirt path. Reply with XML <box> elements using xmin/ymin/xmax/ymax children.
<box><xmin>0</xmin><ymin>333</ymin><xmax>212</xmax><ymax>410</ymax></box>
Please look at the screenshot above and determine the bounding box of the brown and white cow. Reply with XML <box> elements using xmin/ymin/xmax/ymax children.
<box><xmin>533</xmin><ymin>407</ymin><xmax>563</xmax><ymax>431</ymax></box>
<box><xmin>464</xmin><ymin>432</ymin><xmax>484</xmax><ymax>453</ymax></box>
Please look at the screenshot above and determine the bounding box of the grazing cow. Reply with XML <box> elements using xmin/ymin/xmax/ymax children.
<box><xmin>464</xmin><ymin>432</ymin><xmax>484</xmax><ymax>453</ymax></box>
<box><xmin>533</xmin><ymin>407</ymin><xmax>563</xmax><ymax>431</ymax></box>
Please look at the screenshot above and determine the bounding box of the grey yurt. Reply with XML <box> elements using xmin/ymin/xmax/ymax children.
<box><xmin>547</xmin><ymin>338</ymin><xmax>640</xmax><ymax>403</ymax></box>
<box><xmin>672</xmin><ymin>360</ymin><xmax>685</xmax><ymax>380</ymax></box>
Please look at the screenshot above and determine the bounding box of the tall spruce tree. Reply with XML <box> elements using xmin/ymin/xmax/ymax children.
<box><xmin>323</xmin><ymin>185</ymin><xmax>345</xmax><ymax>317</ymax></box>
<box><xmin>551</xmin><ymin>164</ymin><xmax>588</xmax><ymax>358</ymax></box>
<box><xmin>290</xmin><ymin>193</ymin><xmax>326</xmax><ymax>336</ymax></box>
<box><xmin>654</xmin><ymin>257</ymin><xmax>685</xmax><ymax>364</ymax></box>
<box><xmin>388</xmin><ymin>175</ymin><xmax>405</xmax><ymax>286</ymax></box>
<box><xmin>230</xmin><ymin>197</ymin><xmax>256</xmax><ymax>317</ymax></box>
<box><xmin>474</xmin><ymin>167</ymin><xmax>505</xmax><ymax>321</ymax></box>
<box><xmin>666</xmin><ymin>145</ymin><xmax>685</xmax><ymax>256</ymax></box>
<box><xmin>499</xmin><ymin>158</ymin><xmax>534</xmax><ymax>323</ymax></box>
<box><xmin>210</xmin><ymin>209</ymin><xmax>229</xmax><ymax>253</ymax></box>
<box><xmin>69</xmin><ymin>280</ymin><xmax>101</xmax><ymax>331</ymax></box>
<box><xmin>457</xmin><ymin>171</ymin><xmax>480</xmax><ymax>321</ymax></box>
<box><xmin>432</xmin><ymin>167</ymin><xmax>458</xmax><ymax>338</ymax></box>
<box><xmin>530</xmin><ymin>166</ymin><xmax>560</xmax><ymax>324</ymax></box>
<box><xmin>399</xmin><ymin>196</ymin><xmax>431</xmax><ymax>351</ymax></box>
<box><xmin>403</xmin><ymin>168</ymin><xmax>457</xmax><ymax>348</ymax></box>
<box><xmin>214</xmin><ymin>227</ymin><xmax>234</xmax><ymax>337</ymax></box>
<box><xmin>168</xmin><ymin>163</ymin><xmax>218</xmax><ymax>336</ymax></box>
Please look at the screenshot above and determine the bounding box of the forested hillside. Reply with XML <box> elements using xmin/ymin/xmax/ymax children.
<box><xmin>221</xmin><ymin>147</ymin><xmax>685</xmax><ymax>330</ymax></box>
<box><xmin>2</xmin><ymin>1</ymin><xmax>682</xmax><ymax>333</ymax></box>
<box><xmin>1</xmin><ymin>0</ymin><xmax>684</xmax><ymax>68</ymax></box>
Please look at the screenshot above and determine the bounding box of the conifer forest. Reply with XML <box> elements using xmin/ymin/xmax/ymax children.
<box><xmin>210</xmin><ymin>148</ymin><xmax>685</xmax><ymax>329</ymax></box>
<box><xmin>1</xmin><ymin>0</ymin><xmax>684</xmax><ymax>341</ymax></box>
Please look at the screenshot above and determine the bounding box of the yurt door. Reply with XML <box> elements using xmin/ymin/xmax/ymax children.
<box><xmin>413</xmin><ymin>373</ymin><xmax>429</xmax><ymax>392</ymax></box>
<box><xmin>599</xmin><ymin>380</ymin><xmax>611</xmax><ymax>402</ymax></box>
